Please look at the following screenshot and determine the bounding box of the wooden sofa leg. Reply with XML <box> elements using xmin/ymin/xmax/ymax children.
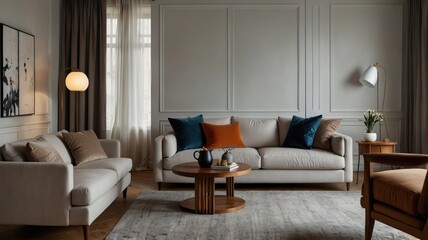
<box><xmin>365</xmin><ymin>212</ymin><xmax>375</xmax><ymax>240</ymax></box>
<box><xmin>123</xmin><ymin>187</ymin><xmax>128</xmax><ymax>199</ymax></box>
<box><xmin>346</xmin><ymin>182</ymin><xmax>350</xmax><ymax>191</ymax></box>
<box><xmin>158</xmin><ymin>182</ymin><xmax>162</xmax><ymax>191</ymax></box>
<box><xmin>83</xmin><ymin>225</ymin><xmax>90</xmax><ymax>240</ymax></box>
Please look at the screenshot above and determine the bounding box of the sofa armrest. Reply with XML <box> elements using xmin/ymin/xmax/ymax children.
<box><xmin>153</xmin><ymin>135</ymin><xmax>164</xmax><ymax>183</ymax></box>
<box><xmin>152</xmin><ymin>133</ymin><xmax>177</xmax><ymax>183</ymax></box>
<box><xmin>331</xmin><ymin>135</ymin><xmax>345</xmax><ymax>157</ymax></box>
<box><xmin>163</xmin><ymin>133</ymin><xmax>177</xmax><ymax>158</ymax></box>
<box><xmin>332</xmin><ymin>132</ymin><xmax>353</xmax><ymax>182</ymax></box>
<box><xmin>99</xmin><ymin>139</ymin><xmax>121</xmax><ymax>158</ymax></box>
<box><xmin>0</xmin><ymin>162</ymin><xmax>73</xmax><ymax>225</ymax></box>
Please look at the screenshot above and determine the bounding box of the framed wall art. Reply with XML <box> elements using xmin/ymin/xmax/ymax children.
<box><xmin>18</xmin><ymin>31</ymin><xmax>35</xmax><ymax>115</ymax></box>
<box><xmin>0</xmin><ymin>24</ymin><xmax>35</xmax><ymax>117</ymax></box>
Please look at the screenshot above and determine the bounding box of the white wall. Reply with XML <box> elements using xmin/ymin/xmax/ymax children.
<box><xmin>0</xmin><ymin>0</ymin><xmax>60</xmax><ymax>145</ymax></box>
<box><xmin>152</xmin><ymin>0</ymin><xmax>406</xmax><ymax>166</ymax></box>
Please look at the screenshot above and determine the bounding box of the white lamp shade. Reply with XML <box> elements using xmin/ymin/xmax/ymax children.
<box><xmin>359</xmin><ymin>65</ymin><xmax>378</xmax><ymax>88</ymax></box>
<box><xmin>65</xmin><ymin>71</ymin><xmax>89</xmax><ymax>91</ymax></box>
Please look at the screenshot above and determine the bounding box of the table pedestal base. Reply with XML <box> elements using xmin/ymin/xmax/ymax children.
<box><xmin>180</xmin><ymin>196</ymin><xmax>245</xmax><ymax>214</ymax></box>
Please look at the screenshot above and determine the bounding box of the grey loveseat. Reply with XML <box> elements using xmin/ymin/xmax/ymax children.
<box><xmin>0</xmin><ymin>131</ymin><xmax>132</xmax><ymax>240</ymax></box>
<box><xmin>154</xmin><ymin>116</ymin><xmax>353</xmax><ymax>190</ymax></box>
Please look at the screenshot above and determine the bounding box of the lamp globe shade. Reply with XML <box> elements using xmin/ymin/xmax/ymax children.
<box><xmin>65</xmin><ymin>71</ymin><xmax>89</xmax><ymax>91</ymax></box>
<box><xmin>359</xmin><ymin>65</ymin><xmax>378</xmax><ymax>88</ymax></box>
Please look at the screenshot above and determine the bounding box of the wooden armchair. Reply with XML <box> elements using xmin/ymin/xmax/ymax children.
<box><xmin>361</xmin><ymin>153</ymin><xmax>428</xmax><ymax>240</ymax></box>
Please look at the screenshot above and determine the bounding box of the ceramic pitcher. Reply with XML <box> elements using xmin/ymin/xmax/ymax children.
<box><xmin>193</xmin><ymin>149</ymin><xmax>213</xmax><ymax>168</ymax></box>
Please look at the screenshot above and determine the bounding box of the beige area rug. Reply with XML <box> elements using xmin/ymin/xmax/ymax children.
<box><xmin>107</xmin><ymin>191</ymin><xmax>409</xmax><ymax>240</ymax></box>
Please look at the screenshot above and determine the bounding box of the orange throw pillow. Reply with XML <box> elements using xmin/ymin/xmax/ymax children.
<box><xmin>201</xmin><ymin>122</ymin><xmax>245</xmax><ymax>149</ymax></box>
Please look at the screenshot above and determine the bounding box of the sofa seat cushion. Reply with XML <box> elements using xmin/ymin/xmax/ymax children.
<box><xmin>72</xmin><ymin>169</ymin><xmax>118</xmax><ymax>206</ymax></box>
<box><xmin>164</xmin><ymin>147</ymin><xmax>261</xmax><ymax>170</ymax></box>
<box><xmin>372</xmin><ymin>169</ymin><xmax>426</xmax><ymax>217</ymax></box>
<box><xmin>259</xmin><ymin>147</ymin><xmax>344</xmax><ymax>170</ymax></box>
<box><xmin>75</xmin><ymin>158</ymin><xmax>132</xmax><ymax>180</ymax></box>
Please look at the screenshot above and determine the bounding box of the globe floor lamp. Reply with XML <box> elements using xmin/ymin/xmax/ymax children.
<box><xmin>359</xmin><ymin>62</ymin><xmax>390</xmax><ymax>142</ymax></box>
<box><xmin>65</xmin><ymin>70</ymin><xmax>89</xmax><ymax>131</ymax></box>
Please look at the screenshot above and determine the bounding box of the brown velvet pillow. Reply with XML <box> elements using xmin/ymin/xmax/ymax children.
<box><xmin>25</xmin><ymin>141</ymin><xmax>64</xmax><ymax>163</ymax></box>
<box><xmin>201</xmin><ymin>122</ymin><xmax>245</xmax><ymax>149</ymax></box>
<box><xmin>62</xmin><ymin>130</ymin><xmax>107</xmax><ymax>165</ymax></box>
<box><xmin>312</xmin><ymin>119</ymin><xmax>342</xmax><ymax>151</ymax></box>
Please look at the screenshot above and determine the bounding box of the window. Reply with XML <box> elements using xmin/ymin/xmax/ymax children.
<box><xmin>106</xmin><ymin>6</ymin><xmax>151</xmax><ymax>133</ymax></box>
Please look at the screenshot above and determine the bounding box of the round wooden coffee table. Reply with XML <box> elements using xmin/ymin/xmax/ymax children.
<box><xmin>172</xmin><ymin>162</ymin><xmax>251</xmax><ymax>214</ymax></box>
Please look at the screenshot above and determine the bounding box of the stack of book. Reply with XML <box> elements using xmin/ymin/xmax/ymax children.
<box><xmin>211</xmin><ymin>162</ymin><xmax>239</xmax><ymax>171</ymax></box>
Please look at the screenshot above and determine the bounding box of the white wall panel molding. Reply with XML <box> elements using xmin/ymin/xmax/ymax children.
<box><xmin>306</xmin><ymin>2</ymin><xmax>322</xmax><ymax>115</ymax></box>
<box><xmin>306</xmin><ymin>0</ymin><xmax>404</xmax><ymax>118</ymax></box>
<box><xmin>329</xmin><ymin>3</ymin><xmax>403</xmax><ymax>113</ymax></box>
<box><xmin>0</xmin><ymin>123</ymin><xmax>49</xmax><ymax>146</ymax></box>
<box><xmin>160</xmin><ymin>5</ymin><xmax>229</xmax><ymax>112</ymax></box>
<box><xmin>159</xmin><ymin>120</ymin><xmax>173</xmax><ymax>135</ymax></box>
<box><xmin>152</xmin><ymin>0</ymin><xmax>406</xmax><ymax>150</ymax></box>
<box><xmin>0</xmin><ymin>113</ymin><xmax>50</xmax><ymax>146</ymax></box>
<box><xmin>232</xmin><ymin>4</ymin><xmax>304</xmax><ymax>112</ymax></box>
<box><xmin>0</xmin><ymin>113</ymin><xmax>50</xmax><ymax>129</ymax></box>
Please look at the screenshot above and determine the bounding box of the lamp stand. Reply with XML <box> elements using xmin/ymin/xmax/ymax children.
<box><xmin>374</xmin><ymin>63</ymin><xmax>390</xmax><ymax>142</ymax></box>
<box><xmin>75</xmin><ymin>91</ymin><xmax>79</xmax><ymax>131</ymax></box>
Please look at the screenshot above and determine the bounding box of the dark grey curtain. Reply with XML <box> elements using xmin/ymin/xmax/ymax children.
<box><xmin>59</xmin><ymin>0</ymin><xmax>107</xmax><ymax>138</ymax></box>
<box><xmin>405</xmin><ymin>0</ymin><xmax>428</xmax><ymax>153</ymax></box>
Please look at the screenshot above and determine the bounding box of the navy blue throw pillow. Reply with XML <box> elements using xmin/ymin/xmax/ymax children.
<box><xmin>282</xmin><ymin>115</ymin><xmax>322</xmax><ymax>149</ymax></box>
<box><xmin>168</xmin><ymin>115</ymin><xmax>204</xmax><ymax>151</ymax></box>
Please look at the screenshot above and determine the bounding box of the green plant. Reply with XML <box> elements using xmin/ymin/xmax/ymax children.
<box><xmin>363</xmin><ymin>109</ymin><xmax>384</xmax><ymax>133</ymax></box>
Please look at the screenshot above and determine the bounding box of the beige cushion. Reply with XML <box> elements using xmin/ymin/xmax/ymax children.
<box><xmin>0</xmin><ymin>138</ymin><xmax>36</xmax><ymax>162</ymax></box>
<box><xmin>331</xmin><ymin>135</ymin><xmax>345</xmax><ymax>156</ymax></box>
<box><xmin>278</xmin><ymin>117</ymin><xmax>292</xmax><ymax>145</ymax></box>
<box><xmin>312</xmin><ymin>119</ymin><xmax>342</xmax><ymax>151</ymax></box>
<box><xmin>163</xmin><ymin>134</ymin><xmax>177</xmax><ymax>158</ymax></box>
<box><xmin>62</xmin><ymin>130</ymin><xmax>108</xmax><ymax>165</ymax></box>
<box><xmin>25</xmin><ymin>141</ymin><xmax>64</xmax><ymax>163</ymax></box>
<box><xmin>72</xmin><ymin>169</ymin><xmax>117</xmax><ymax>206</ymax></box>
<box><xmin>75</xmin><ymin>157</ymin><xmax>132</xmax><ymax>180</ymax></box>
<box><xmin>231</xmin><ymin>116</ymin><xmax>278</xmax><ymax>148</ymax></box>
<box><xmin>39</xmin><ymin>132</ymin><xmax>72</xmax><ymax>164</ymax></box>
<box><xmin>204</xmin><ymin>117</ymin><xmax>231</xmax><ymax>125</ymax></box>
<box><xmin>163</xmin><ymin>147</ymin><xmax>261</xmax><ymax>170</ymax></box>
<box><xmin>0</xmin><ymin>130</ymin><xmax>69</xmax><ymax>162</ymax></box>
<box><xmin>259</xmin><ymin>147</ymin><xmax>345</xmax><ymax>170</ymax></box>
<box><xmin>372</xmin><ymin>169</ymin><xmax>426</xmax><ymax>217</ymax></box>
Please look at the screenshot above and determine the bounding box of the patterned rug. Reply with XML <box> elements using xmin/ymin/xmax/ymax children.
<box><xmin>107</xmin><ymin>191</ymin><xmax>409</xmax><ymax>240</ymax></box>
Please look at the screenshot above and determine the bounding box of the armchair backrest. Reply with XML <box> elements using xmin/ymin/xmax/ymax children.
<box><xmin>418</xmin><ymin>170</ymin><xmax>428</xmax><ymax>219</ymax></box>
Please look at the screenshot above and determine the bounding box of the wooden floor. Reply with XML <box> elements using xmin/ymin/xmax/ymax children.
<box><xmin>0</xmin><ymin>171</ymin><xmax>371</xmax><ymax>240</ymax></box>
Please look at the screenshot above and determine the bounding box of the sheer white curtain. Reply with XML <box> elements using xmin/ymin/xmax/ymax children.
<box><xmin>106</xmin><ymin>0</ymin><xmax>151</xmax><ymax>170</ymax></box>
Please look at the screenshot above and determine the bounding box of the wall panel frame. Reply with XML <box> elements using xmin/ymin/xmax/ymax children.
<box><xmin>152</xmin><ymin>0</ymin><xmax>406</xmax><ymax>171</ymax></box>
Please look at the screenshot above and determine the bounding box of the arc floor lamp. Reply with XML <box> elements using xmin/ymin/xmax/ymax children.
<box><xmin>65</xmin><ymin>70</ymin><xmax>89</xmax><ymax>131</ymax></box>
<box><xmin>359</xmin><ymin>62</ymin><xmax>390</xmax><ymax>141</ymax></box>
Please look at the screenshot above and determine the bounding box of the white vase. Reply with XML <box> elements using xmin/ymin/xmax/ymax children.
<box><xmin>364</xmin><ymin>133</ymin><xmax>377</xmax><ymax>142</ymax></box>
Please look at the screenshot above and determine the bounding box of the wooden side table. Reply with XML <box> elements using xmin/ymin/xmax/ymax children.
<box><xmin>172</xmin><ymin>162</ymin><xmax>251</xmax><ymax>214</ymax></box>
<box><xmin>356</xmin><ymin>140</ymin><xmax>398</xmax><ymax>183</ymax></box>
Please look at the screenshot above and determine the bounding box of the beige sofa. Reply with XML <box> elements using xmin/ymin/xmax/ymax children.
<box><xmin>154</xmin><ymin>116</ymin><xmax>353</xmax><ymax>190</ymax></box>
<box><xmin>0</xmin><ymin>131</ymin><xmax>132</xmax><ymax>240</ymax></box>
